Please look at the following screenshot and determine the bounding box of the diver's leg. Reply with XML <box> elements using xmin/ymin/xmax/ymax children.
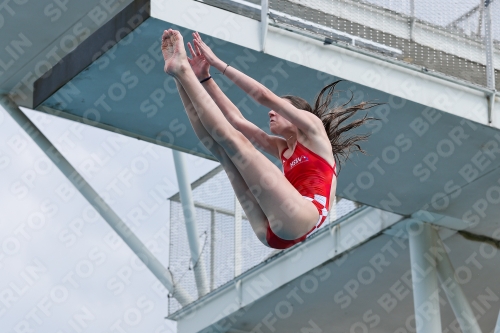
<box><xmin>174</xmin><ymin>78</ymin><xmax>270</xmax><ymax>245</ymax></box>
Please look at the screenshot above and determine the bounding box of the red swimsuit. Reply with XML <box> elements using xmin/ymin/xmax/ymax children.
<box><xmin>266</xmin><ymin>141</ymin><xmax>337</xmax><ymax>250</ymax></box>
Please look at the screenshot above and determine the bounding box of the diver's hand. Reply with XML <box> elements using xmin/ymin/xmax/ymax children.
<box><xmin>187</xmin><ymin>39</ymin><xmax>210</xmax><ymax>80</ymax></box>
<box><xmin>192</xmin><ymin>32</ymin><xmax>226</xmax><ymax>72</ymax></box>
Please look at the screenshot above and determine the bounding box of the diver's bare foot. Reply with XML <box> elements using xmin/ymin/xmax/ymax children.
<box><xmin>161</xmin><ymin>29</ymin><xmax>189</xmax><ymax>76</ymax></box>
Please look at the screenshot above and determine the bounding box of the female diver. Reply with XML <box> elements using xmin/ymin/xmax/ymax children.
<box><xmin>162</xmin><ymin>29</ymin><xmax>379</xmax><ymax>249</ymax></box>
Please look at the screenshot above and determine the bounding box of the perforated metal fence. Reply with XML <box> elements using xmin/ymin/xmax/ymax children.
<box><xmin>203</xmin><ymin>0</ymin><xmax>499</xmax><ymax>89</ymax></box>
<box><xmin>168</xmin><ymin>166</ymin><xmax>359</xmax><ymax>314</ymax></box>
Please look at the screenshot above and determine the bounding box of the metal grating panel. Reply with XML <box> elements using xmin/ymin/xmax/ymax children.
<box><xmin>272</xmin><ymin>0</ymin><xmax>498</xmax><ymax>87</ymax></box>
<box><xmin>201</xmin><ymin>0</ymin><xmax>499</xmax><ymax>88</ymax></box>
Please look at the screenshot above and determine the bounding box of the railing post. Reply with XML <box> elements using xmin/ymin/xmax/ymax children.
<box><xmin>234</xmin><ymin>196</ymin><xmax>243</xmax><ymax>277</ymax></box>
<box><xmin>409</xmin><ymin>0</ymin><xmax>416</xmax><ymax>41</ymax></box>
<box><xmin>210</xmin><ymin>208</ymin><xmax>216</xmax><ymax>291</ymax></box>
<box><xmin>172</xmin><ymin>150</ymin><xmax>209</xmax><ymax>297</ymax></box>
<box><xmin>484</xmin><ymin>0</ymin><xmax>495</xmax><ymax>90</ymax></box>
<box><xmin>477</xmin><ymin>2</ymin><xmax>485</xmax><ymax>37</ymax></box>
<box><xmin>261</xmin><ymin>0</ymin><xmax>269</xmax><ymax>52</ymax></box>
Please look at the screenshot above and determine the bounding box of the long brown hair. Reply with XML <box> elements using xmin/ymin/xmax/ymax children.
<box><xmin>282</xmin><ymin>80</ymin><xmax>382</xmax><ymax>174</ymax></box>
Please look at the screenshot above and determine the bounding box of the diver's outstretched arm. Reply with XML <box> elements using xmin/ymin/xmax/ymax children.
<box><xmin>193</xmin><ymin>32</ymin><xmax>323</xmax><ymax>137</ymax></box>
<box><xmin>201</xmin><ymin>75</ymin><xmax>284</xmax><ymax>158</ymax></box>
<box><xmin>193</xmin><ymin>32</ymin><xmax>268</xmax><ymax>105</ymax></box>
<box><xmin>187</xmin><ymin>37</ymin><xmax>245</xmax><ymax>123</ymax></box>
<box><xmin>188</xmin><ymin>33</ymin><xmax>283</xmax><ymax>158</ymax></box>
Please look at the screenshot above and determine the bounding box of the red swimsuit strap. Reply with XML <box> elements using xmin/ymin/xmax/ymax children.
<box><xmin>281</xmin><ymin>141</ymin><xmax>337</xmax><ymax>177</ymax></box>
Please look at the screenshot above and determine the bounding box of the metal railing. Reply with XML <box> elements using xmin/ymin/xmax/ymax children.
<box><xmin>201</xmin><ymin>0</ymin><xmax>498</xmax><ymax>90</ymax></box>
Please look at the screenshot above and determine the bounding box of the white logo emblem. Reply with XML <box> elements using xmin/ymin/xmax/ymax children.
<box><xmin>289</xmin><ymin>155</ymin><xmax>308</xmax><ymax>168</ymax></box>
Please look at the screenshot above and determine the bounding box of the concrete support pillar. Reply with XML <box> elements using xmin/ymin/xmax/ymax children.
<box><xmin>432</xmin><ymin>229</ymin><xmax>482</xmax><ymax>333</ymax></box>
<box><xmin>494</xmin><ymin>310</ymin><xmax>500</xmax><ymax>333</ymax></box>
<box><xmin>172</xmin><ymin>150</ymin><xmax>209</xmax><ymax>298</ymax></box>
<box><xmin>408</xmin><ymin>221</ymin><xmax>442</xmax><ymax>333</ymax></box>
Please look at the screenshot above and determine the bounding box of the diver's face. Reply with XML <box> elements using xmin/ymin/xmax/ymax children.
<box><xmin>268</xmin><ymin>99</ymin><xmax>294</xmax><ymax>135</ymax></box>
